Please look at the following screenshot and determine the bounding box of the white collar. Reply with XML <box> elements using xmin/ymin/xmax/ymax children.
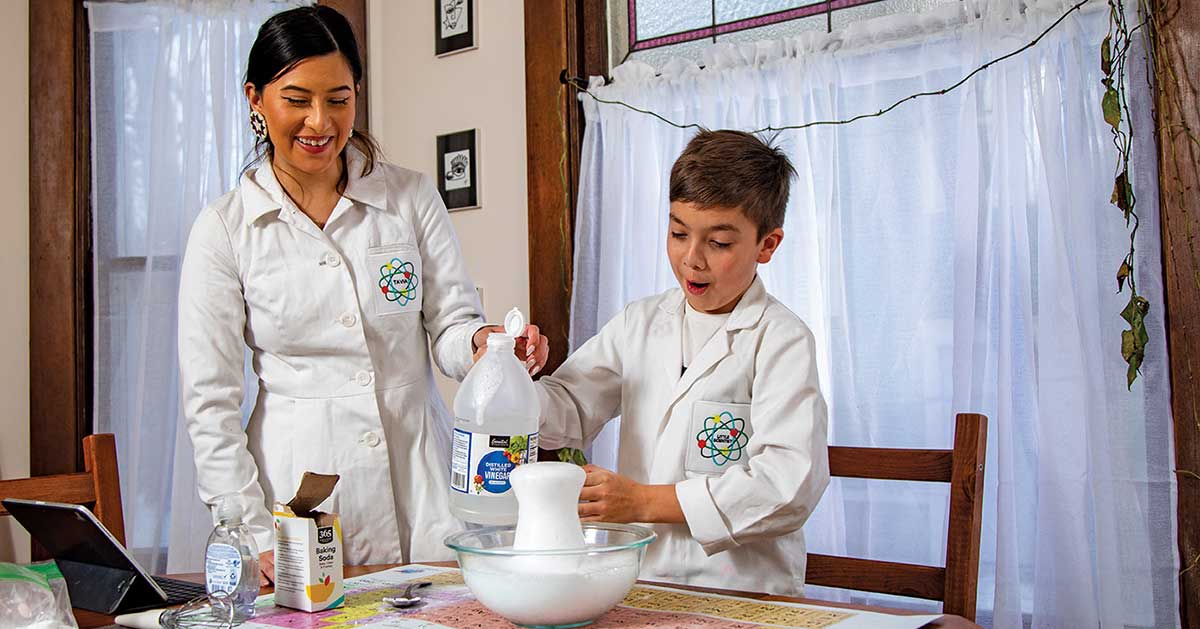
<box><xmin>661</xmin><ymin>275</ymin><xmax>768</xmax><ymax>332</ymax></box>
<box><xmin>241</xmin><ymin>145</ymin><xmax>387</xmax><ymax>226</ymax></box>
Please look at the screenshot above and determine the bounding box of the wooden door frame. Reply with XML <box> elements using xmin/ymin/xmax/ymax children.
<box><xmin>27</xmin><ymin>0</ymin><xmax>369</xmax><ymax>474</ymax></box>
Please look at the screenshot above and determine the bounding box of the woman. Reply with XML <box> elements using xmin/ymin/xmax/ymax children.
<box><xmin>178</xmin><ymin>6</ymin><xmax>547</xmax><ymax>582</ymax></box>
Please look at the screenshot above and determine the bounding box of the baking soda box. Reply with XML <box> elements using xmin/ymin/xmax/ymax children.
<box><xmin>273</xmin><ymin>472</ymin><xmax>344</xmax><ymax>612</ymax></box>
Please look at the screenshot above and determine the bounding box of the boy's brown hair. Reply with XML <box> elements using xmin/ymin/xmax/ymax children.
<box><xmin>669</xmin><ymin>129</ymin><xmax>796</xmax><ymax>240</ymax></box>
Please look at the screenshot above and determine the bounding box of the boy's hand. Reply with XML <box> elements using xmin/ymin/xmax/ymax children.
<box><xmin>471</xmin><ymin>324</ymin><xmax>549</xmax><ymax>375</ymax></box>
<box><xmin>578</xmin><ymin>465</ymin><xmax>685</xmax><ymax>524</ymax></box>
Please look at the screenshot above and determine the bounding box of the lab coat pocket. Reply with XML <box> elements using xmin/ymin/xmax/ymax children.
<box><xmin>686</xmin><ymin>400</ymin><xmax>752</xmax><ymax>476</ymax></box>
<box><xmin>367</xmin><ymin>244</ymin><xmax>422</xmax><ymax>317</ymax></box>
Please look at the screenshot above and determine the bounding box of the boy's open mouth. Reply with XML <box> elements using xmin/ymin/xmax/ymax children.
<box><xmin>686</xmin><ymin>280</ymin><xmax>710</xmax><ymax>295</ymax></box>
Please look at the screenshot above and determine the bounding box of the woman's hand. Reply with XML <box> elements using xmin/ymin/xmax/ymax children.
<box><xmin>471</xmin><ymin>324</ymin><xmax>550</xmax><ymax>376</ymax></box>
<box><xmin>259</xmin><ymin>550</ymin><xmax>275</xmax><ymax>587</ymax></box>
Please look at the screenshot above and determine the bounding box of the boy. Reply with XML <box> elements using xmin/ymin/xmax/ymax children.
<box><xmin>535</xmin><ymin>129</ymin><xmax>829</xmax><ymax>597</ymax></box>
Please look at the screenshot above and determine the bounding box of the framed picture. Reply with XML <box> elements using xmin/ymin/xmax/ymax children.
<box><xmin>436</xmin><ymin>129</ymin><xmax>479</xmax><ymax>211</ymax></box>
<box><xmin>435</xmin><ymin>0</ymin><xmax>475</xmax><ymax>56</ymax></box>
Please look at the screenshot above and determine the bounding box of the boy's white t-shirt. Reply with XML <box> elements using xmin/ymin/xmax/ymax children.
<box><xmin>683</xmin><ymin>301</ymin><xmax>730</xmax><ymax>370</ymax></box>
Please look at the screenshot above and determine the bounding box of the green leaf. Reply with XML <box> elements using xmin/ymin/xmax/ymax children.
<box><xmin>1112</xmin><ymin>170</ymin><xmax>1132</xmax><ymax>222</ymax></box>
<box><xmin>1127</xmin><ymin>356</ymin><xmax>1142</xmax><ymax>389</ymax></box>
<box><xmin>1120</xmin><ymin>293</ymin><xmax>1146</xmax><ymax>325</ymax></box>
<box><xmin>1117</xmin><ymin>260</ymin><xmax>1130</xmax><ymax>292</ymax></box>
<box><xmin>1120</xmin><ymin>294</ymin><xmax>1151</xmax><ymax>389</ymax></box>
<box><xmin>1121</xmin><ymin>328</ymin><xmax>1136</xmax><ymax>362</ymax></box>
<box><xmin>1101</xmin><ymin>35</ymin><xmax>1113</xmax><ymax>76</ymax></box>
<box><xmin>1103</xmin><ymin>87</ymin><xmax>1121</xmax><ymax>130</ymax></box>
<box><xmin>556</xmin><ymin>447</ymin><xmax>588</xmax><ymax>466</ymax></box>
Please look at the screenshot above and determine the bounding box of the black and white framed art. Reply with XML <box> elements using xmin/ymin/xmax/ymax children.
<box><xmin>436</xmin><ymin>129</ymin><xmax>479</xmax><ymax>211</ymax></box>
<box><xmin>436</xmin><ymin>0</ymin><xmax>475</xmax><ymax>56</ymax></box>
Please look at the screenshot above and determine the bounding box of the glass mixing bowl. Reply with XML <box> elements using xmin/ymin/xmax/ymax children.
<box><xmin>444</xmin><ymin>522</ymin><xmax>657</xmax><ymax>628</ymax></box>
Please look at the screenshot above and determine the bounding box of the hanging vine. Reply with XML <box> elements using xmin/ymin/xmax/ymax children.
<box><xmin>1103</xmin><ymin>0</ymin><xmax>1152</xmax><ymax>388</ymax></box>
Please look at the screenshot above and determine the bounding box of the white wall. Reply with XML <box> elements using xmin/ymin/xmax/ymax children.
<box><xmin>0</xmin><ymin>0</ymin><xmax>31</xmax><ymax>564</ymax></box>
<box><xmin>367</xmin><ymin>0</ymin><xmax>529</xmax><ymax>404</ymax></box>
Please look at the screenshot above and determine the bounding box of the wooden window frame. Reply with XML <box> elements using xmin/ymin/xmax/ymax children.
<box><xmin>525</xmin><ymin>1</ymin><xmax>1200</xmax><ymax>622</ymax></box>
<box><xmin>524</xmin><ymin>0</ymin><xmax>607</xmax><ymax>373</ymax></box>
<box><xmin>1152</xmin><ymin>0</ymin><xmax>1200</xmax><ymax>624</ymax></box>
<box><xmin>30</xmin><ymin>0</ymin><xmax>91</xmax><ymax>478</ymax></box>
<box><xmin>28</xmin><ymin>0</ymin><xmax>369</xmax><ymax>471</ymax></box>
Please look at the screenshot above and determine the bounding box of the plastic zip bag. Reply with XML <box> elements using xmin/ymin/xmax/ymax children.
<box><xmin>0</xmin><ymin>561</ymin><xmax>78</xmax><ymax>629</ymax></box>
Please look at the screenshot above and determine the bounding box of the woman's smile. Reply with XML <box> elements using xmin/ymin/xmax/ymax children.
<box><xmin>296</xmin><ymin>135</ymin><xmax>334</xmax><ymax>153</ymax></box>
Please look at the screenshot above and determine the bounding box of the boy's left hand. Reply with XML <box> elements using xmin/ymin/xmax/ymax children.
<box><xmin>472</xmin><ymin>324</ymin><xmax>549</xmax><ymax>376</ymax></box>
<box><xmin>579</xmin><ymin>465</ymin><xmax>687</xmax><ymax>524</ymax></box>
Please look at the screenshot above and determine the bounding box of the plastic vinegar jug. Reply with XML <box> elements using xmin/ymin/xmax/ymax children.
<box><xmin>449</xmin><ymin>308</ymin><xmax>540</xmax><ymax>525</ymax></box>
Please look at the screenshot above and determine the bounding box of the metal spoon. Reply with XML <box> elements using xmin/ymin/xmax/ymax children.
<box><xmin>383</xmin><ymin>581</ymin><xmax>432</xmax><ymax>608</ymax></box>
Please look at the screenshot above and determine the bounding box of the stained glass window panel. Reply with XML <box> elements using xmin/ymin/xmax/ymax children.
<box><xmin>633</xmin><ymin>0</ymin><xmax>714</xmax><ymax>40</ymax></box>
<box><xmin>716</xmin><ymin>0</ymin><xmax>813</xmax><ymax>24</ymax></box>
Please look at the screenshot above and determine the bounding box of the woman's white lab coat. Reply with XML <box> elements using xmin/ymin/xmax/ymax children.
<box><xmin>178</xmin><ymin>149</ymin><xmax>484</xmax><ymax>564</ymax></box>
<box><xmin>535</xmin><ymin>277</ymin><xmax>829</xmax><ymax>596</ymax></box>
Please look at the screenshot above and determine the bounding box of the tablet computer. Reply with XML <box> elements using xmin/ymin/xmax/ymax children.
<box><xmin>2</xmin><ymin>498</ymin><xmax>207</xmax><ymax>614</ymax></box>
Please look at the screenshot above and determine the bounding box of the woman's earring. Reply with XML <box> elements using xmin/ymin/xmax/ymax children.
<box><xmin>249</xmin><ymin>110</ymin><xmax>268</xmax><ymax>140</ymax></box>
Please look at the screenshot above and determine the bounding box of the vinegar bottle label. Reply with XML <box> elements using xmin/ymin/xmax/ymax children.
<box><xmin>450</xmin><ymin>427</ymin><xmax>539</xmax><ymax>495</ymax></box>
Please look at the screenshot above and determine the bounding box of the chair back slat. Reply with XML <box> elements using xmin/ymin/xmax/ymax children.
<box><xmin>0</xmin><ymin>473</ymin><xmax>96</xmax><ymax>513</ymax></box>
<box><xmin>806</xmin><ymin>413</ymin><xmax>987</xmax><ymax>623</ymax></box>
<box><xmin>827</xmin><ymin>448</ymin><xmax>953</xmax><ymax>482</ymax></box>
<box><xmin>806</xmin><ymin>553</ymin><xmax>945</xmax><ymax>601</ymax></box>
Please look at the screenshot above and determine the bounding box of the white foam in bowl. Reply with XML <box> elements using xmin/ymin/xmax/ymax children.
<box><xmin>462</xmin><ymin>551</ymin><xmax>640</xmax><ymax>627</ymax></box>
<box><xmin>446</xmin><ymin>523</ymin><xmax>656</xmax><ymax>628</ymax></box>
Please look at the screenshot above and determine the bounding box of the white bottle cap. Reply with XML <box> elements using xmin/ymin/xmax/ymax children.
<box><xmin>504</xmin><ymin>307</ymin><xmax>526</xmax><ymax>337</ymax></box>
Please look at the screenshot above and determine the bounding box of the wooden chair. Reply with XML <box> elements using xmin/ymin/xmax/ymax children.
<box><xmin>806</xmin><ymin>413</ymin><xmax>987</xmax><ymax>621</ymax></box>
<box><xmin>0</xmin><ymin>433</ymin><xmax>126</xmax><ymax>546</ymax></box>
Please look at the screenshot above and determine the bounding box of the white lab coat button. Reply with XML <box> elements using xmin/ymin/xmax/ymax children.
<box><xmin>324</xmin><ymin>252</ymin><xmax>341</xmax><ymax>267</ymax></box>
<box><xmin>361</xmin><ymin>432</ymin><xmax>381</xmax><ymax>448</ymax></box>
<box><xmin>355</xmin><ymin>370</ymin><xmax>373</xmax><ymax>386</ymax></box>
<box><xmin>339</xmin><ymin>312</ymin><xmax>357</xmax><ymax>327</ymax></box>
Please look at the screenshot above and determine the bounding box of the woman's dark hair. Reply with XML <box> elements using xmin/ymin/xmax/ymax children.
<box><xmin>244</xmin><ymin>5</ymin><xmax>381</xmax><ymax>177</ymax></box>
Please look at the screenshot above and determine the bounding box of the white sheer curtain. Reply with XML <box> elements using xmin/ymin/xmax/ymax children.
<box><xmin>88</xmin><ymin>0</ymin><xmax>307</xmax><ymax>573</ymax></box>
<box><xmin>572</xmin><ymin>0</ymin><xmax>1177</xmax><ymax>626</ymax></box>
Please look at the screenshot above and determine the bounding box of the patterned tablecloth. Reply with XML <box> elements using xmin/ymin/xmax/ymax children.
<box><xmin>238</xmin><ymin>564</ymin><xmax>941</xmax><ymax>629</ymax></box>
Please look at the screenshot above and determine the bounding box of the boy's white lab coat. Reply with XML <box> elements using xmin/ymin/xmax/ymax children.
<box><xmin>536</xmin><ymin>277</ymin><xmax>829</xmax><ymax>596</ymax></box>
<box><xmin>178</xmin><ymin>149</ymin><xmax>484</xmax><ymax>565</ymax></box>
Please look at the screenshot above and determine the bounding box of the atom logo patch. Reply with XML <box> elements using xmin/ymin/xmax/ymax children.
<box><xmin>695</xmin><ymin>412</ymin><xmax>749</xmax><ymax>466</ymax></box>
<box><xmin>687</xmin><ymin>401</ymin><xmax>752</xmax><ymax>475</ymax></box>
<box><xmin>367</xmin><ymin>244</ymin><xmax>422</xmax><ymax>315</ymax></box>
<box><xmin>378</xmin><ymin>258</ymin><xmax>419</xmax><ymax>306</ymax></box>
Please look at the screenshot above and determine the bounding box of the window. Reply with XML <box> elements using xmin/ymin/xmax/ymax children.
<box><xmin>609</xmin><ymin>0</ymin><xmax>962</xmax><ymax>69</ymax></box>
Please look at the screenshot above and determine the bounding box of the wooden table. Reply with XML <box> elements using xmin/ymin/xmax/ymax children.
<box><xmin>75</xmin><ymin>563</ymin><xmax>981</xmax><ymax>629</ymax></box>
